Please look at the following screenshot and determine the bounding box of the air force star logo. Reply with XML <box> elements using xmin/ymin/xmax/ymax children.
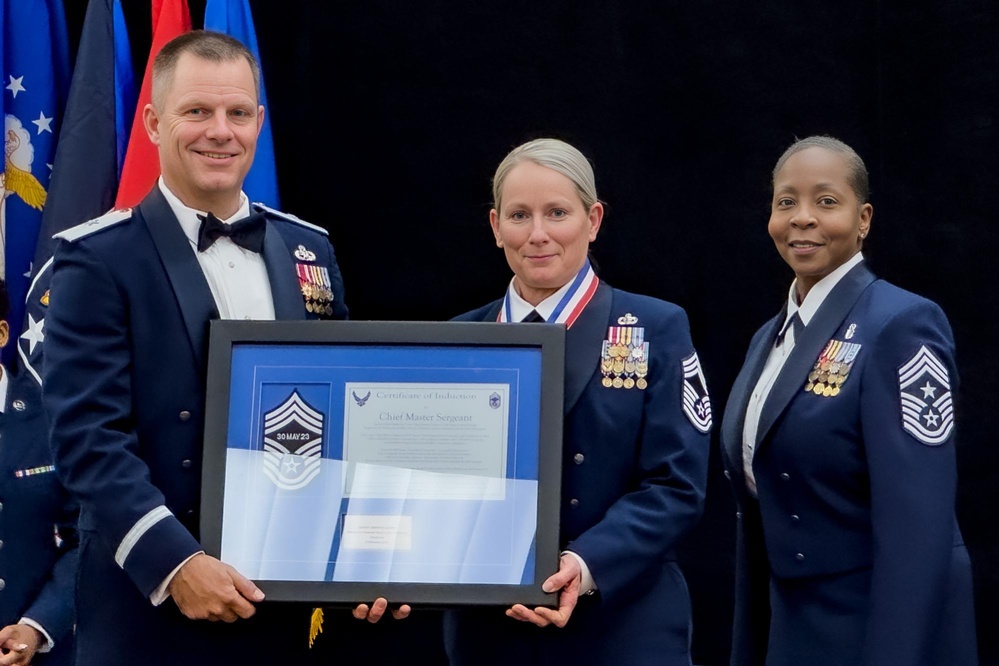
<box><xmin>898</xmin><ymin>345</ymin><xmax>954</xmax><ymax>446</ymax></box>
<box><xmin>263</xmin><ymin>390</ymin><xmax>325</xmax><ymax>490</ymax></box>
<box><xmin>681</xmin><ymin>352</ymin><xmax>712</xmax><ymax>433</ymax></box>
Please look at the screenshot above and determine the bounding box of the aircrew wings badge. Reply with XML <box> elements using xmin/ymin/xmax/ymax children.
<box><xmin>263</xmin><ymin>390</ymin><xmax>325</xmax><ymax>489</ymax></box>
<box><xmin>681</xmin><ymin>352</ymin><xmax>712</xmax><ymax>433</ymax></box>
<box><xmin>898</xmin><ymin>345</ymin><xmax>954</xmax><ymax>446</ymax></box>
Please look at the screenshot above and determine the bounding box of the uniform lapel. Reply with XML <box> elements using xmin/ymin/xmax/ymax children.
<box><xmin>720</xmin><ymin>311</ymin><xmax>784</xmax><ymax>476</ymax></box>
<box><xmin>563</xmin><ymin>281</ymin><xmax>612</xmax><ymax>415</ymax></box>
<box><xmin>139</xmin><ymin>188</ymin><xmax>219</xmax><ymax>372</ymax></box>
<box><xmin>261</xmin><ymin>222</ymin><xmax>306</xmax><ymax>320</ymax></box>
<box><xmin>755</xmin><ymin>262</ymin><xmax>876</xmax><ymax>447</ymax></box>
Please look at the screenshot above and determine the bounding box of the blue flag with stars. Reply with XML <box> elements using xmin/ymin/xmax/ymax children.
<box><xmin>204</xmin><ymin>0</ymin><xmax>281</xmax><ymax>208</ymax></box>
<box><xmin>1</xmin><ymin>0</ymin><xmax>70</xmax><ymax>367</ymax></box>
<box><xmin>17</xmin><ymin>0</ymin><xmax>135</xmax><ymax>384</ymax></box>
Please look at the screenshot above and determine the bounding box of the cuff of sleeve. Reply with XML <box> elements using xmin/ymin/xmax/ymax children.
<box><xmin>150</xmin><ymin>551</ymin><xmax>205</xmax><ymax>606</ymax></box>
<box><xmin>19</xmin><ymin>618</ymin><xmax>54</xmax><ymax>653</ymax></box>
<box><xmin>561</xmin><ymin>550</ymin><xmax>596</xmax><ymax>595</ymax></box>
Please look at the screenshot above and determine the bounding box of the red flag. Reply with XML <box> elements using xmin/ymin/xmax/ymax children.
<box><xmin>115</xmin><ymin>0</ymin><xmax>191</xmax><ymax>208</ymax></box>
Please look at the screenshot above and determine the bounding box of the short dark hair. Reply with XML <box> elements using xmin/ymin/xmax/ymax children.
<box><xmin>0</xmin><ymin>279</ymin><xmax>9</xmax><ymax>322</ymax></box>
<box><xmin>772</xmin><ymin>135</ymin><xmax>870</xmax><ymax>204</ymax></box>
<box><xmin>152</xmin><ymin>30</ymin><xmax>260</xmax><ymax>107</ymax></box>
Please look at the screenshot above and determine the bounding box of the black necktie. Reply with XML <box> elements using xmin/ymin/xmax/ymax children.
<box><xmin>522</xmin><ymin>310</ymin><xmax>545</xmax><ymax>323</ymax></box>
<box><xmin>776</xmin><ymin>312</ymin><xmax>804</xmax><ymax>347</ymax></box>
<box><xmin>196</xmin><ymin>211</ymin><xmax>266</xmax><ymax>253</ymax></box>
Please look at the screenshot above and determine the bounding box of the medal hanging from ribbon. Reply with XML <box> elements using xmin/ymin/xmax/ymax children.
<box><xmin>805</xmin><ymin>339</ymin><xmax>862</xmax><ymax>397</ymax></box>
<box><xmin>497</xmin><ymin>261</ymin><xmax>599</xmax><ymax>329</ymax></box>
<box><xmin>601</xmin><ymin>318</ymin><xmax>649</xmax><ymax>390</ymax></box>
<box><xmin>296</xmin><ymin>263</ymin><xmax>334</xmax><ymax>315</ymax></box>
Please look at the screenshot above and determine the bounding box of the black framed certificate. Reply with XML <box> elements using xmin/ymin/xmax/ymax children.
<box><xmin>201</xmin><ymin>320</ymin><xmax>564</xmax><ymax>607</ymax></box>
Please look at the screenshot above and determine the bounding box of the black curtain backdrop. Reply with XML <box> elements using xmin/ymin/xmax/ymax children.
<box><xmin>65</xmin><ymin>2</ymin><xmax>997</xmax><ymax>664</ymax></box>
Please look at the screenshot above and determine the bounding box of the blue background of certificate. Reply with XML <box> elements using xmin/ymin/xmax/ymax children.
<box><xmin>222</xmin><ymin>344</ymin><xmax>543</xmax><ymax>584</ymax></box>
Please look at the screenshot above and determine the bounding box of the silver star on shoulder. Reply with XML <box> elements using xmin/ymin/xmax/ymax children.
<box><xmin>20</xmin><ymin>314</ymin><xmax>45</xmax><ymax>354</ymax></box>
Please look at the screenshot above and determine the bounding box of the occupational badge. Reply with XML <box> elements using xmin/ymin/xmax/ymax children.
<box><xmin>262</xmin><ymin>390</ymin><xmax>325</xmax><ymax>490</ymax></box>
<box><xmin>805</xmin><ymin>339</ymin><xmax>862</xmax><ymax>397</ymax></box>
<box><xmin>681</xmin><ymin>352</ymin><xmax>712</xmax><ymax>432</ymax></box>
<box><xmin>294</xmin><ymin>244</ymin><xmax>317</xmax><ymax>261</ymax></box>
<box><xmin>296</xmin><ymin>263</ymin><xmax>335</xmax><ymax>316</ymax></box>
<box><xmin>898</xmin><ymin>345</ymin><xmax>954</xmax><ymax>445</ymax></box>
<box><xmin>600</xmin><ymin>315</ymin><xmax>649</xmax><ymax>390</ymax></box>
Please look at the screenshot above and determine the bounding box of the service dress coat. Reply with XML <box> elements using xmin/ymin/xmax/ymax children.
<box><xmin>42</xmin><ymin>186</ymin><xmax>348</xmax><ymax>666</ymax></box>
<box><xmin>444</xmin><ymin>281</ymin><xmax>711</xmax><ymax>666</ymax></box>
<box><xmin>0</xmin><ymin>373</ymin><xmax>77</xmax><ymax>666</ymax></box>
<box><xmin>720</xmin><ymin>262</ymin><xmax>977</xmax><ymax>666</ymax></box>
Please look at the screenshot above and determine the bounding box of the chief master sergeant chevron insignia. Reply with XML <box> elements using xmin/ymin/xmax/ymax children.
<box><xmin>263</xmin><ymin>390</ymin><xmax>325</xmax><ymax>490</ymax></box>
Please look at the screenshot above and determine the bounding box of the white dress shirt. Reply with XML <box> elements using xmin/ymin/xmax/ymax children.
<box><xmin>504</xmin><ymin>277</ymin><xmax>577</xmax><ymax>323</ymax></box>
<box><xmin>159</xmin><ymin>177</ymin><xmax>275</xmax><ymax>321</ymax></box>
<box><xmin>151</xmin><ymin>179</ymin><xmax>278</xmax><ymax>604</ymax></box>
<box><xmin>741</xmin><ymin>252</ymin><xmax>864</xmax><ymax>495</ymax></box>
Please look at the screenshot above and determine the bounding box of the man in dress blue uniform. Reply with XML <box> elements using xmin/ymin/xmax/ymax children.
<box><xmin>41</xmin><ymin>31</ymin><xmax>362</xmax><ymax>665</ymax></box>
<box><xmin>0</xmin><ymin>280</ymin><xmax>76</xmax><ymax>666</ymax></box>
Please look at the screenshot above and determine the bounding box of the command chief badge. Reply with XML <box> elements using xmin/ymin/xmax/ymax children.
<box><xmin>805</xmin><ymin>339</ymin><xmax>862</xmax><ymax>397</ymax></box>
<box><xmin>681</xmin><ymin>352</ymin><xmax>712</xmax><ymax>432</ymax></box>
<box><xmin>600</xmin><ymin>314</ymin><xmax>649</xmax><ymax>389</ymax></box>
<box><xmin>263</xmin><ymin>390</ymin><xmax>325</xmax><ymax>490</ymax></box>
<box><xmin>898</xmin><ymin>345</ymin><xmax>954</xmax><ymax>446</ymax></box>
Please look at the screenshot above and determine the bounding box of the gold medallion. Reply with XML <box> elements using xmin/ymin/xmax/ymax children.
<box><xmin>612</xmin><ymin>360</ymin><xmax>625</xmax><ymax>374</ymax></box>
<box><xmin>602</xmin><ymin>377</ymin><xmax>613</xmax><ymax>388</ymax></box>
<box><xmin>636</xmin><ymin>377</ymin><xmax>648</xmax><ymax>389</ymax></box>
<box><xmin>822</xmin><ymin>385</ymin><xmax>833</xmax><ymax>397</ymax></box>
<box><xmin>804</xmin><ymin>382</ymin><xmax>814</xmax><ymax>392</ymax></box>
<box><xmin>612</xmin><ymin>377</ymin><xmax>624</xmax><ymax>389</ymax></box>
<box><xmin>813</xmin><ymin>383</ymin><xmax>825</xmax><ymax>395</ymax></box>
<box><xmin>830</xmin><ymin>386</ymin><xmax>840</xmax><ymax>396</ymax></box>
<box><xmin>623</xmin><ymin>378</ymin><xmax>635</xmax><ymax>389</ymax></box>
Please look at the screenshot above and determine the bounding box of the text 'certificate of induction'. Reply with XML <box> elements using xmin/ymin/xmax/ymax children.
<box><xmin>201</xmin><ymin>321</ymin><xmax>565</xmax><ymax>607</ymax></box>
<box><xmin>342</xmin><ymin>383</ymin><xmax>509</xmax><ymax>501</ymax></box>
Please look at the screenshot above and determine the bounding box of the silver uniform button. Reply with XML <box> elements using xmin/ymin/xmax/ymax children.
<box><xmin>0</xmin><ymin>579</ymin><xmax>5</xmax><ymax>591</ymax></box>
<box><xmin>780</xmin><ymin>472</ymin><xmax>791</xmax><ymax>481</ymax></box>
<box><xmin>795</xmin><ymin>552</ymin><xmax>805</xmax><ymax>561</ymax></box>
<box><xmin>569</xmin><ymin>498</ymin><xmax>579</xmax><ymax>508</ymax></box>
<box><xmin>573</xmin><ymin>453</ymin><xmax>585</xmax><ymax>465</ymax></box>
<box><xmin>179</xmin><ymin>411</ymin><xmax>191</xmax><ymax>421</ymax></box>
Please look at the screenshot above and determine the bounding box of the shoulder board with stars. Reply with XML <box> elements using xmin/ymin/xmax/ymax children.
<box><xmin>54</xmin><ymin>208</ymin><xmax>132</xmax><ymax>242</ymax></box>
<box><xmin>252</xmin><ymin>202</ymin><xmax>329</xmax><ymax>236</ymax></box>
